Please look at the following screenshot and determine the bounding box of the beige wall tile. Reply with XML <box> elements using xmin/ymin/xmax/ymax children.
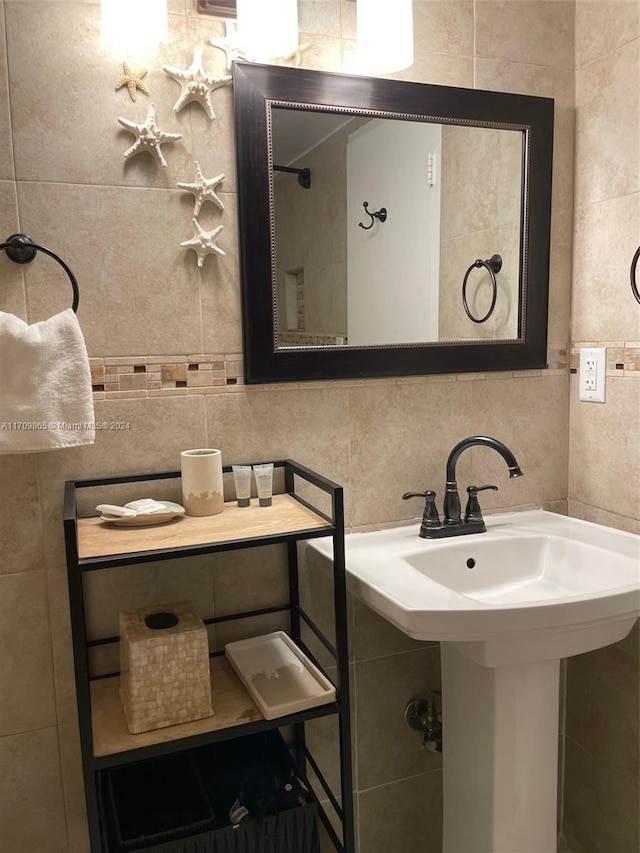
<box><xmin>200</xmin><ymin>193</ymin><xmax>243</xmax><ymax>354</ymax></box>
<box><xmin>204</xmin><ymin>385</ymin><xmax>351</xmax><ymax>506</ymax></box>
<box><xmin>387</xmin><ymin>48</ymin><xmax>474</xmax><ymax>88</ymax></box>
<box><xmin>83</xmin><ymin>555</ymin><xmax>215</xmax><ymax>640</ymax></box>
<box><xmin>564</xmin><ymin>736</ymin><xmax>640</xmax><ymax>853</ymax></box>
<box><xmin>575</xmin><ymin>0</ymin><xmax>639</xmax><ymax>68</ymax></box>
<box><xmin>17</xmin><ymin>182</ymin><xmax>204</xmax><ymax>355</ymax></box>
<box><xmin>0</xmin><ymin>181</ymin><xmax>27</xmax><ymax>318</ymax></box>
<box><xmin>571</xmin><ymin>192</ymin><xmax>640</xmax><ymax>342</ymax></box>
<box><xmin>0</xmin><ymin>453</ymin><xmax>43</xmax><ymax>575</ymax></box>
<box><xmin>356</xmin><ymin>647</ymin><xmax>442</xmax><ymax>789</ymax></box>
<box><xmin>340</xmin><ymin>0</ymin><xmax>356</xmax><ymax>40</ymax></box>
<box><xmin>568</xmin><ymin>375</ymin><xmax>640</xmax><ymax>519</ymax></box>
<box><xmin>358</xmin><ymin>770</ymin><xmax>443</xmax><ymax>853</ymax></box>
<box><xmin>475</xmin><ymin>0</ymin><xmax>575</xmax><ymax>69</ymax></box>
<box><xmin>301</xmin><ymin>546</ymin><xmax>355</xmax><ymax>667</ymax></box>
<box><xmin>6</xmin><ymin>4</ymin><xmax>194</xmax><ymax>187</ymax></box>
<box><xmin>470</xmin><ymin>375</ymin><xmax>569</xmax><ymax>510</ymax></box>
<box><xmin>298</xmin><ymin>33</ymin><xmax>343</xmax><ymax>71</ymax></box>
<box><xmin>299</xmin><ymin>0</ymin><xmax>342</xmax><ymax>38</ymax></box>
<box><xmin>0</xmin><ymin>4</ymin><xmax>14</xmax><ymax>180</ymax></box>
<box><xmin>474</xmin><ymin>59</ymin><xmax>575</xmax><ymax>213</ymax></box>
<box><xmin>575</xmin><ymin>39</ymin><xmax>640</xmax><ymax>208</ymax></box>
<box><xmin>414</xmin><ymin>0</ymin><xmax>474</xmax><ymax>57</ymax></box>
<box><xmin>566</xmin><ymin>626</ymin><xmax>639</xmax><ymax>790</ymax></box>
<box><xmin>58</xmin><ymin>720</ymin><xmax>90</xmax><ymax>853</ymax></box>
<box><xmin>46</xmin><ymin>569</ymin><xmax>79</xmax><ymax>725</ymax></box>
<box><xmin>568</xmin><ymin>500</ymin><xmax>640</xmax><ymax>535</ymax></box>
<box><xmin>548</xmin><ymin>206</ymin><xmax>573</xmax><ymax>347</ymax></box>
<box><xmin>347</xmin><ymin>380</ymin><xmax>475</xmax><ymax>527</ymax></box>
<box><xmin>352</xmin><ymin>599</ymin><xmax>428</xmax><ymax>662</ymax></box>
<box><xmin>0</xmin><ymin>727</ymin><xmax>68</xmax><ymax>853</ymax></box>
<box><xmin>0</xmin><ymin>571</ymin><xmax>57</xmax><ymax>735</ymax></box>
<box><xmin>212</xmin><ymin>544</ymin><xmax>289</xmax><ymax>616</ymax></box>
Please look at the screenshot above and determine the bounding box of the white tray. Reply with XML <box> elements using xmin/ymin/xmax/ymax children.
<box><xmin>224</xmin><ymin>631</ymin><xmax>336</xmax><ymax>720</ymax></box>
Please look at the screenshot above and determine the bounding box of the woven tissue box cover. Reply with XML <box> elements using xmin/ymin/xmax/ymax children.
<box><xmin>119</xmin><ymin>600</ymin><xmax>213</xmax><ymax>734</ymax></box>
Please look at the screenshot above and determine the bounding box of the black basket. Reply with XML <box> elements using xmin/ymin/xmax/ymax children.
<box><xmin>103</xmin><ymin>751</ymin><xmax>215</xmax><ymax>851</ymax></box>
<box><xmin>101</xmin><ymin>732</ymin><xmax>320</xmax><ymax>853</ymax></box>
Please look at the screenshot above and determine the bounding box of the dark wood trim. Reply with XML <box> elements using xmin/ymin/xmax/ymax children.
<box><xmin>197</xmin><ymin>0</ymin><xmax>236</xmax><ymax>18</ymax></box>
<box><xmin>233</xmin><ymin>62</ymin><xmax>554</xmax><ymax>384</ymax></box>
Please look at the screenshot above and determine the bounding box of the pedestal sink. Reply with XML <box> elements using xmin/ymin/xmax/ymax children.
<box><xmin>308</xmin><ymin>510</ymin><xmax>640</xmax><ymax>853</ymax></box>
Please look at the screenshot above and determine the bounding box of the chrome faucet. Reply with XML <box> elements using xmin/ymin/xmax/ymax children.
<box><xmin>403</xmin><ymin>435</ymin><xmax>523</xmax><ymax>538</ymax></box>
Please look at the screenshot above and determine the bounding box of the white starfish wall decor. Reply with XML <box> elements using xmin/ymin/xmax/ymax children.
<box><xmin>181</xmin><ymin>220</ymin><xmax>226</xmax><ymax>267</ymax></box>
<box><xmin>210</xmin><ymin>21</ymin><xmax>248</xmax><ymax>70</ymax></box>
<box><xmin>162</xmin><ymin>45</ymin><xmax>232</xmax><ymax>120</ymax></box>
<box><xmin>177</xmin><ymin>162</ymin><xmax>225</xmax><ymax>216</ymax></box>
<box><xmin>117</xmin><ymin>103</ymin><xmax>182</xmax><ymax>167</ymax></box>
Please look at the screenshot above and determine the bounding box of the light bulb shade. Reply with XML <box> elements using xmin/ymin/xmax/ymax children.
<box><xmin>101</xmin><ymin>0</ymin><xmax>168</xmax><ymax>57</ymax></box>
<box><xmin>357</xmin><ymin>0</ymin><xmax>414</xmax><ymax>74</ymax></box>
<box><xmin>236</xmin><ymin>0</ymin><xmax>299</xmax><ymax>62</ymax></box>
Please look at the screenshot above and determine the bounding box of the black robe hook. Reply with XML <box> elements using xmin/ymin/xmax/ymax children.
<box><xmin>358</xmin><ymin>201</ymin><xmax>387</xmax><ymax>230</ymax></box>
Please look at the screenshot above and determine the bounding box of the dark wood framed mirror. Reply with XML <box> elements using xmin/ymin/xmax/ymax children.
<box><xmin>233</xmin><ymin>62</ymin><xmax>553</xmax><ymax>384</ymax></box>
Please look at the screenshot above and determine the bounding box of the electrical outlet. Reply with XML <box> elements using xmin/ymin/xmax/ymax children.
<box><xmin>579</xmin><ymin>348</ymin><xmax>606</xmax><ymax>403</ymax></box>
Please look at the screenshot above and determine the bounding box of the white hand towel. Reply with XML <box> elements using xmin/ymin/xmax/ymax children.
<box><xmin>0</xmin><ymin>308</ymin><xmax>95</xmax><ymax>454</ymax></box>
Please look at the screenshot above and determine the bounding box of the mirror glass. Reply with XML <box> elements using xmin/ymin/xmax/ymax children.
<box><xmin>272</xmin><ymin>107</ymin><xmax>524</xmax><ymax>348</ymax></box>
<box><xmin>233</xmin><ymin>63</ymin><xmax>553</xmax><ymax>384</ymax></box>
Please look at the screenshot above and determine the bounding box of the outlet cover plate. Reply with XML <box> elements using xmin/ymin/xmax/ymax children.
<box><xmin>579</xmin><ymin>347</ymin><xmax>606</xmax><ymax>403</ymax></box>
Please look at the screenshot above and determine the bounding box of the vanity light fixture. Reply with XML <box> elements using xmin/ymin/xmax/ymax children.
<box><xmin>101</xmin><ymin>0</ymin><xmax>168</xmax><ymax>58</ymax></box>
<box><xmin>356</xmin><ymin>0</ymin><xmax>413</xmax><ymax>74</ymax></box>
<box><xmin>236</xmin><ymin>0</ymin><xmax>299</xmax><ymax>63</ymax></box>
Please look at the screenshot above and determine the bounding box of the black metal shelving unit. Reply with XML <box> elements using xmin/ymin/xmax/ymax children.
<box><xmin>63</xmin><ymin>458</ymin><xmax>355</xmax><ymax>853</ymax></box>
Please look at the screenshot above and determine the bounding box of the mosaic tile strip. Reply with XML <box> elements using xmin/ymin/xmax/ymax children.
<box><xmin>89</xmin><ymin>345</ymin><xmax>570</xmax><ymax>399</ymax></box>
<box><xmin>569</xmin><ymin>343</ymin><xmax>640</xmax><ymax>377</ymax></box>
<box><xmin>278</xmin><ymin>331</ymin><xmax>348</xmax><ymax>346</ymax></box>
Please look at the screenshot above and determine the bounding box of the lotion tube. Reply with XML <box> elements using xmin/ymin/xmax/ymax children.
<box><xmin>253</xmin><ymin>463</ymin><xmax>274</xmax><ymax>507</ymax></box>
<box><xmin>232</xmin><ymin>465</ymin><xmax>252</xmax><ymax>507</ymax></box>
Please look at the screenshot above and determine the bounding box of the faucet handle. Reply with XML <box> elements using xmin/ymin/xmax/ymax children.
<box><xmin>402</xmin><ymin>490</ymin><xmax>441</xmax><ymax>530</ymax></box>
<box><xmin>464</xmin><ymin>484</ymin><xmax>498</xmax><ymax>523</ymax></box>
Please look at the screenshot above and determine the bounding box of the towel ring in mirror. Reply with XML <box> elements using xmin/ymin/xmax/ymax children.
<box><xmin>462</xmin><ymin>254</ymin><xmax>502</xmax><ymax>324</ymax></box>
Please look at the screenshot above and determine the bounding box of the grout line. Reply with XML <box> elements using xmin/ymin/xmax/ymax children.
<box><xmin>357</xmin><ymin>766</ymin><xmax>442</xmax><ymax>796</ymax></box>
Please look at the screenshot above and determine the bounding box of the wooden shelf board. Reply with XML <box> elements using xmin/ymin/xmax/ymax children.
<box><xmin>78</xmin><ymin>493</ymin><xmax>331</xmax><ymax>561</ymax></box>
<box><xmin>91</xmin><ymin>656</ymin><xmax>263</xmax><ymax>758</ymax></box>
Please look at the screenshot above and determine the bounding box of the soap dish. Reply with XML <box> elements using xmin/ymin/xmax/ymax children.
<box><xmin>225</xmin><ymin>631</ymin><xmax>336</xmax><ymax>720</ymax></box>
<box><xmin>99</xmin><ymin>501</ymin><xmax>185</xmax><ymax>527</ymax></box>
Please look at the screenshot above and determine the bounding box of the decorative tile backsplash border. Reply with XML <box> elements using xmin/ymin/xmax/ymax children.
<box><xmin>89</xmin><ymin>345</ymin><xmax>570</xmax><ymax>399</ymax></box>
<box><xmin>89</xmin><ymin>354</ymin><xmax>244</xmax><ymax>399</ymax></box>
<box><xmin>569</xmin><ymin>343</ymin><xmax>640</xmax><ymax>377</ymax></box>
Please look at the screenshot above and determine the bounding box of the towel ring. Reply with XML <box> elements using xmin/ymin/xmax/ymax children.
<box><xmin>0</xmin><ymin>233</ymin><xmax>79</xmax><ymax>313</ymax></box>
<box><xmin>631</xmin><ymin>245</ymin><xmax>640</xmax><ymax>305</ymax></box>
<box><xmin>462</xmin><ymin>254</ymin><xmax>502</xmax><ymax>324</ymax></box>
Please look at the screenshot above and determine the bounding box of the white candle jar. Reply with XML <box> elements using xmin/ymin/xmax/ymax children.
<box><xmin>180</xmin><ymin>448</ymin><xmax>224</xmax><ymax>517</ymax></box>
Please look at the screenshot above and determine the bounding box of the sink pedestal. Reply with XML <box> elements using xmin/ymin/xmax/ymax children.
<box><xmin>441</xmin><ymin>643</ymin><xmax>560</xmax><ymax>853</ymax></box>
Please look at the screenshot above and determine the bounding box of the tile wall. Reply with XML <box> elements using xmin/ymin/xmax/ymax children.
<box><xmin>564</xmin><ymin>2</ymin><xmax>640</xmax><ymax>851</ymax></box>
<box><xmin>0</xmin><ymin>2</ymin><xmax>632</xmax><ymax>852</ymax></box>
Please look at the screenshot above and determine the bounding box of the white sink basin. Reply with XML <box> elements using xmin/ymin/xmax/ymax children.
<box><xmin>309</xmin><ymin>509</ymin><xmax>639</xmax><ymax>852</ymax></box>
<box><xmin>309</xmin><ymin>509</ymin><xmax>639</xmax><ymax>665</ymax></box>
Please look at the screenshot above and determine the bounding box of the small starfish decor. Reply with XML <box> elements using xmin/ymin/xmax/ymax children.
<box><xmin>117</xmin><ymin>103</ymin><xmax>182</xmax><ymax>168</ymax></box>
<box><xmin>115</xmin><ymin>63</ymin><xmax>149</xmax><ymax>101</ymax></box>
<box><xmin>181</xmin><ymin>220</ymin><xmax>226</xmax><ymax>267</ymax></box>
<box><xmin>276</xmin><ymin>43</ymin><xmax>310</xmax><ymax>68</ymax></box>
<box><xmin>177</xmin><ymin>162</ymin><xmax>225</xmax><ymax>216</ymax></box>
<box><xmin>162</xmin><ymin>45</ymin><xmax>232</xmax><ymax>120</ymax></box>
<box><xmin>210</xmin><ymin>21</ymin><xmax>248</xmax><ymax>70</ymax></box>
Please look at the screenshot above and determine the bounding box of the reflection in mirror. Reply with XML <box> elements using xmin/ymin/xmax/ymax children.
<box><xmin>272</xmin><ymin>108</ymin><xmax>524</xmax><ymax>348</ymax></box>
